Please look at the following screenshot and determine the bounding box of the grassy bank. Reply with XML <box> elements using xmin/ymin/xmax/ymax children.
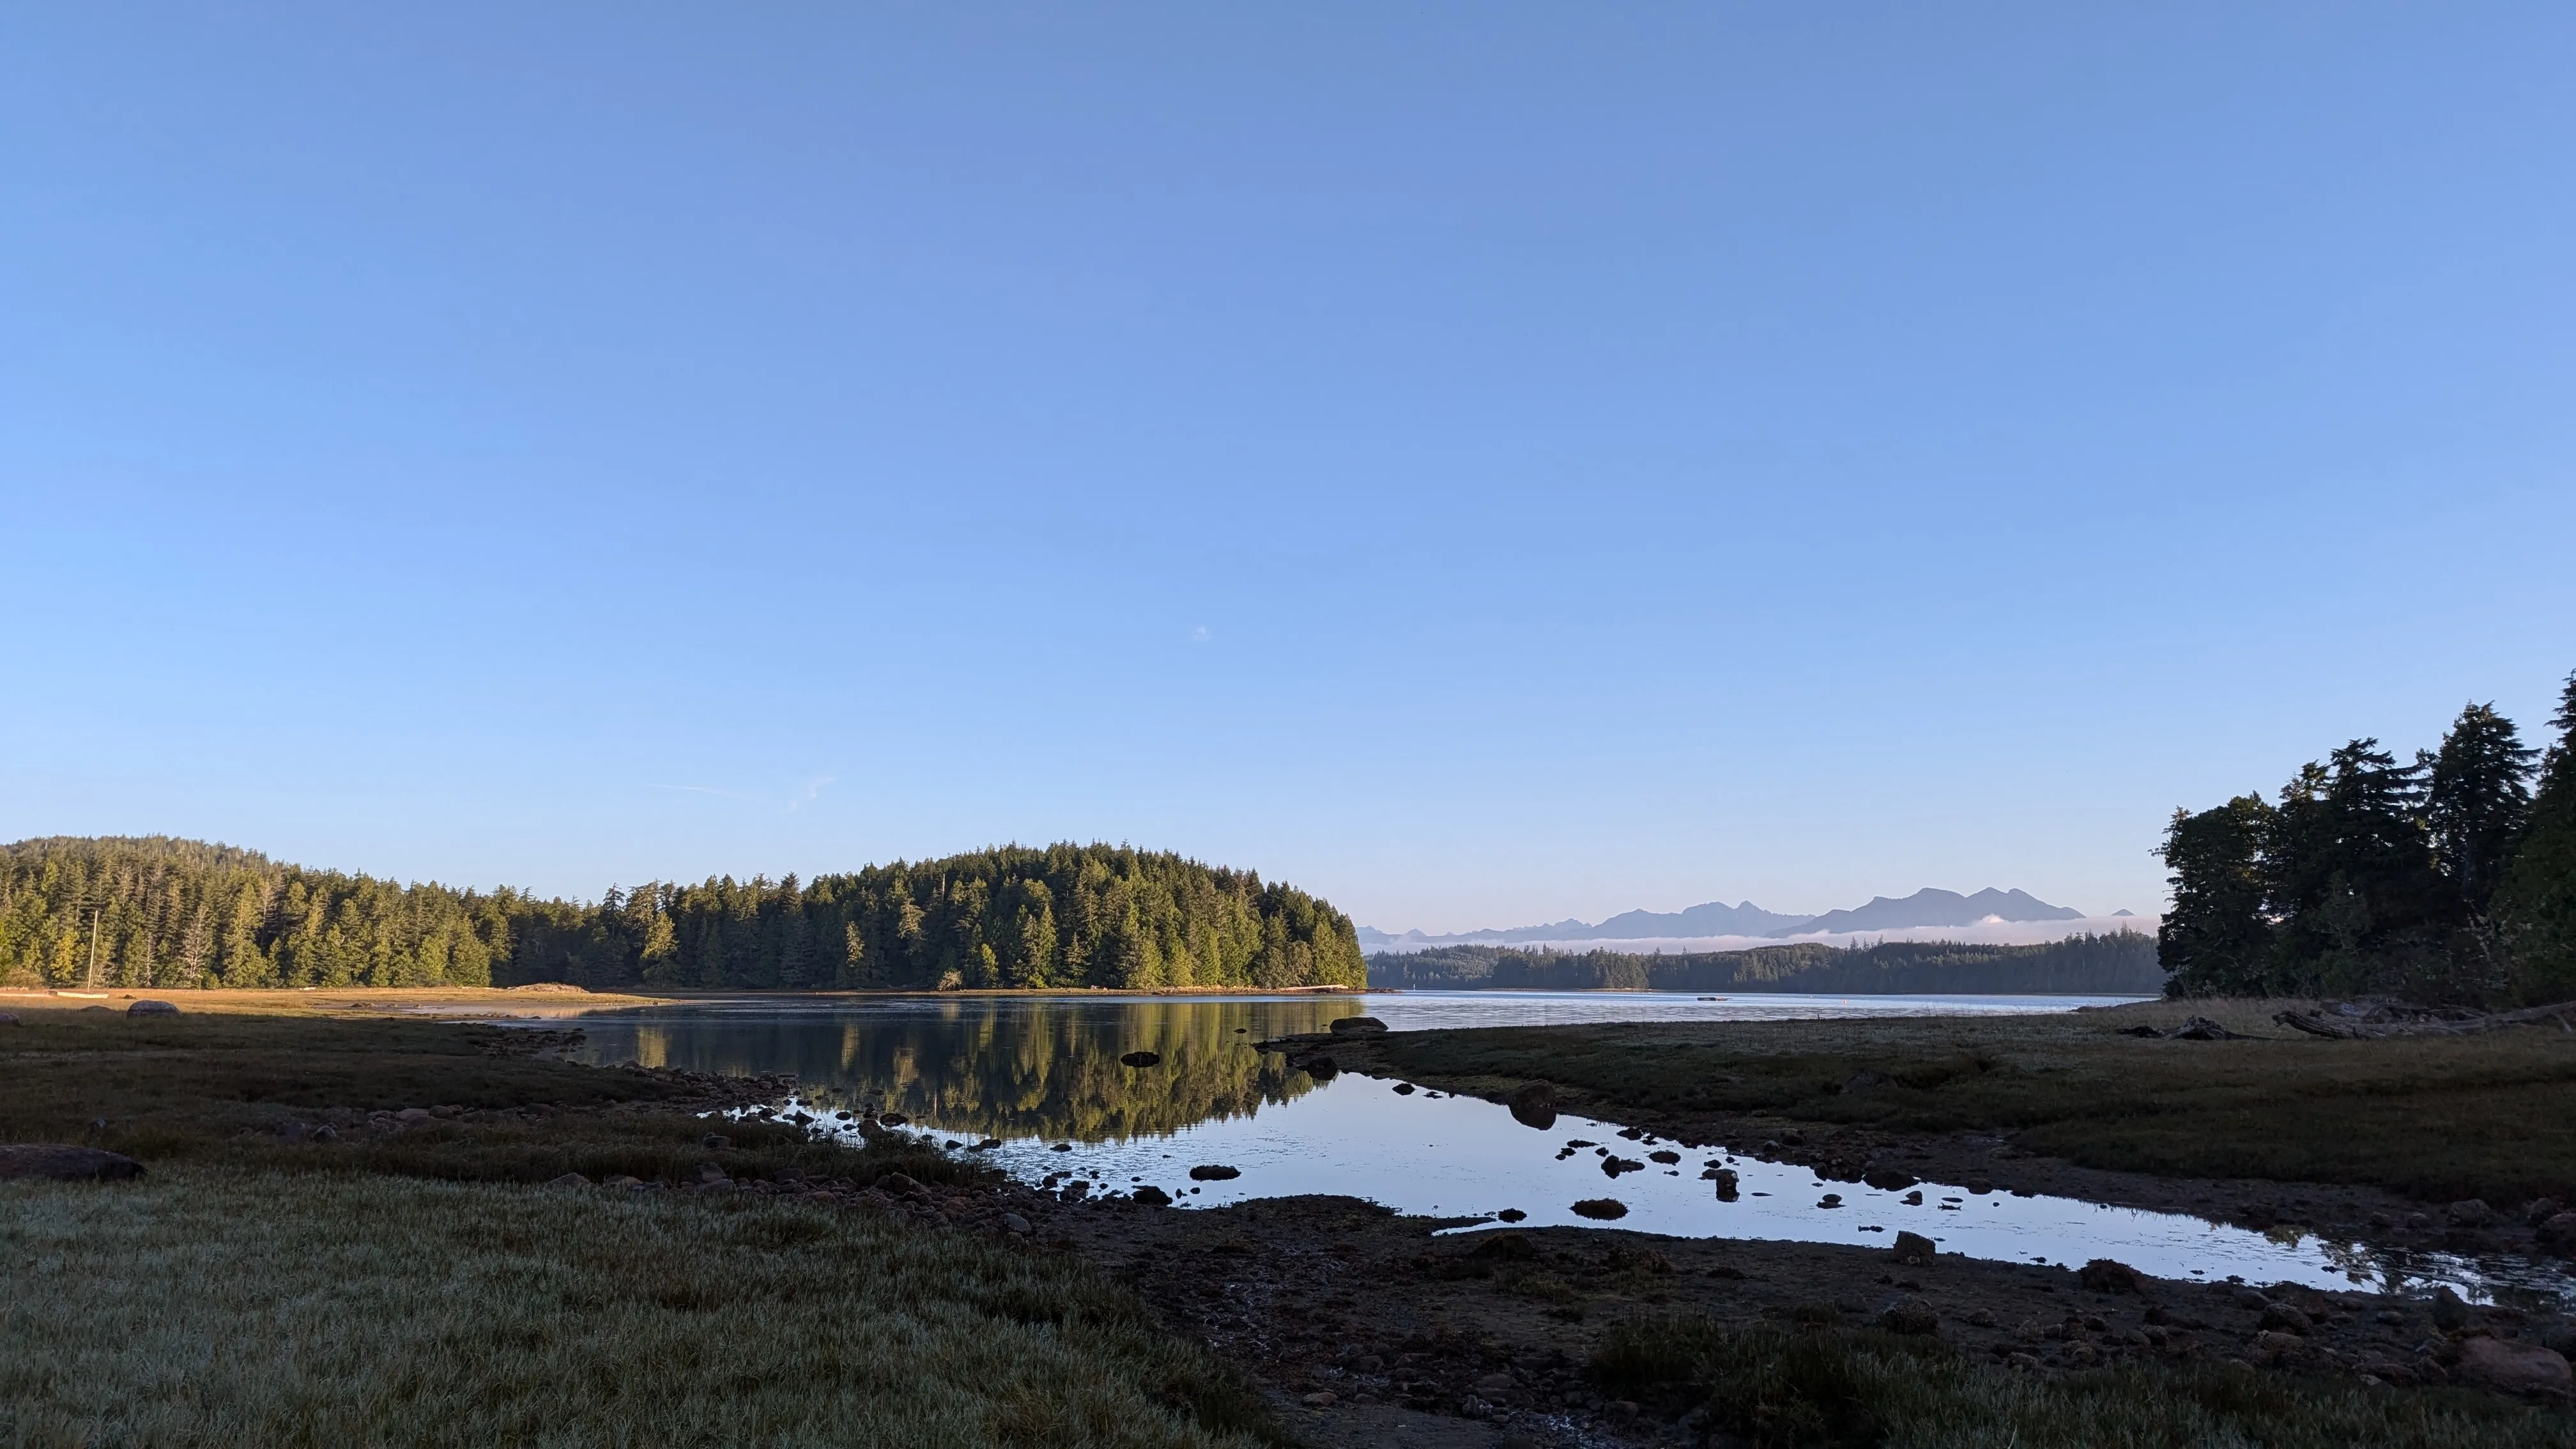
<box><xmin>0</xmin><ymin>1170</ymin><xmax>1266</xmax><ymax>1448</ymax></box>
<box><xmin>1588</xmin><ymin>1316</ymin><xmax>2572</xmax><ymax>1449</ymax></box>
<box><xmin>0</xmin><ymin>1006</ymin><xmax>1272</xmax><ymax>1446</ymax></box>
<box><xmin>1359</xmin><ymin>999</ymin><xmax>2576</xmax><ymax>1204</ymax></box>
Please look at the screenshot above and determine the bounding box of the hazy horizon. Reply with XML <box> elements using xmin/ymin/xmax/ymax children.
<box><xmin>7</xmin><ymin>7</ymin><xmax>2572</xmax><ymax>928</ymax></box>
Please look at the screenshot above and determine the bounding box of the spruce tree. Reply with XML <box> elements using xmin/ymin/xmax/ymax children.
<box><xmin>2494</xmin><ymin>673</ymin><xmax>2576</xmax><ymax>1002</ymax></box>
<box><xmin>2427</xmin><ymin>702</ymin><xmax>2536</xmax><ymax>918</ymax></box>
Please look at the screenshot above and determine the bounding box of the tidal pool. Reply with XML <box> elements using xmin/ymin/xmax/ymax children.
<box><xmin>544</xmin><ymin>991</ymin><xmax>2570</xmax><ymax>1307</ymax></box>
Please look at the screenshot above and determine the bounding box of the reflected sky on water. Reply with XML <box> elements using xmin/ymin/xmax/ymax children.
<box><xmin>544</xmin><ymin>992</ymin><xmax>2571</xmax><ymax>1307</ymax></box>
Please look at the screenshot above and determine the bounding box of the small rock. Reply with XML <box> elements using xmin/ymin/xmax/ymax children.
<box><xmin>701</xmin><ymin>1133</ymin><xmax>731</xmax><ymax>1149</ymax></box>
<box><xmin>602</xmin><ymin>1175</ymin><xmax>643</xmax><ymax>1188</ymax></box>
<box><xmin>878</xmin><ymin>1114</ymin><xmax>908</xmax><ymax>1127</ymax></box>
<box><xmin>1602</xmin><ymin>1157</ymin><xmax>1644</xmax><ymax>1177</ymax></box>
<box><xmin>1890</xmin><ymin>1231</ymin><xmax>1937</xmax><ymax>1265</ymax></box>
<box><xmin>1119</xmin><ymin>1050</ymin><xmax>1162</xmax><ymax>1068</ymax></box>
<box><xmin>1131</xmin><ymin>1184</ymin><xmax>1173</xmax><ymax>1206</ymax></box>
<box><xmin>2522</xmin><ymin>1197</ymin><xmax>2562</xmax><ymax>1227</ymax></box>
<box><xmin>1966</xmin><ymin>1178</ymin><xmax>1994</xmax><ymax>1195</ymax></box>
<box><xmin>1392</xmin><ymin>1082</ymin><xmax>1416</xmax><ymax>1094</ymax></box>
<box><xmin>1817</xmin><ymin>1193</ymin><xmax>1843</xmax><ymax>1209</ymax></box>
<box><xmin>877</xmin><ymin>1172</ymin><xmax>926</xmax><ymax>1197</ymax></box>
<box><xmin>1506</xmin><ymin>1080</ymin><xmax>1559</xmax><ymax>1130</ymax></box>
<box><xmin>307</xmin><ymin>1124</ymin><xmax>337</xmax><ymax>1143</ymax></box>
<box><xmin>1328</xmin><ymin>1016</ymin><xmax>1388</xmax><ymax>1035</ymax></box>
<box><xmin>2534</xmin><ymin>1212</ymin><xmax>2576</xmax><ymax>1254</ymax></box>
<box><xmin>1842</xmin><ymin>1070</ymin><xmax>1888</xmax><ymax>1094</ymax></box>
<box><xmin>2251</xmin><ymin>1330</ymin><xmax>2306</xmax><ymax>1362</ymax></box>
<box><xmin>1188</xmin><ymin>1164</ymin><xmax>1241</xmax><ymax>1181</ymax></box>
<box><xmin>397</xmin><ymin>1107</ymin><xmax>434</xmax><ymax>1124</ymax></box>
<box><xmin>1295</xmin><ymin>1054</ymin><xmax>1338</xmax><ymax>1078</ymax></box>
<box><xmin>1967</xmin><ymin>1308</ymin><xmax>1998</xmax><ymax>1328</ymax></box>
<box><xmin>2447</xmin><ymin>1199</ymin><xmax>2494</xmax><ymax>1229</ymax></box>
<box><xmin>0</xmin><ymin>1013</ymin><xmax>20</xmax><ymax>1026</ymax></box>
<box><xmin>126</xmin><ymin>1000</ymin><xmax>180</xmax><ymax>1016</ymax></box>
<box><xmin>2433</xmin><ymin>1286</ymin><xmax>2471</xmax><ymax>1332</ymax></box>
<box><xmin>0</xmin><ymin>1144</ymin><xmax>148</xmax><ymax>1181</ymax></box>
<box><xmin>1880</xmin><ymin>1297</ymin><xmax>1940</xmax><ymax>1335</ymax></box>
<box><xmin>1864</xmin><ymin>1168</ymin><xmax>1918</xmax><ymax>1192</ymax></box>
<box><xmin>1469</xmin><ymin>1232</ymin><xmax>1537</xmax><ymax>1261</ymax></box>
<box><xmin>2079</xmin><ymin>1259</ymin><xmax>2145</xmax><ymax>1294</ymax></box>
<box><xmin>1300</xmin><ymin>1391</ymin><xmax>1337</xmax><ymax>1408</ymax></box>
<box><xmin>2455</xmin><ymin>1337</ymin><xmax>2572</xmax><ymax>1398</ymax></box>
<box><xmin>1571</xmin><ymin>1198</ymin><xmax>1628</xmax><ymax>1220</ymax></box>
<box><xmin>1648</xmin><ymin>1149</ymin><xmax>1680</xmax><ymax>1165</ymax></box>
<box><xmin>1708</xmin><ymin>1167</ymin><xmax>1740</xmax><ymax>1200</ymax></box>
<box><xmin>546</xmin><ymin>1172</ymin><xmax>591</xmax><ymax>1188</ymax></box>
<box><xmin>1000</xmin><ymin>1212</ymin><xmax>1032</xmax><ymax>1234</ymax></box>
<box><xmin>1496</xmin><ymin>1208</ymin><xmax>1527</xmax><ymax>1222</ymax></box>
<box><xmin>1473</xmin><ymin>1372</ymin><xmax>1515</xmax><ymax>1397</ymax></box>
<box><xmin>2259</xmin><ymin>1303</ymin><xmax>2312</xmax><ymax>1335</ymax></box>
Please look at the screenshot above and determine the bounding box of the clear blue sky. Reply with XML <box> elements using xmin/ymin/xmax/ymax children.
<box><xmin>6</xmin><ymin>4</ymin><xmax>2572</xmax><ymax>931</ymax></box>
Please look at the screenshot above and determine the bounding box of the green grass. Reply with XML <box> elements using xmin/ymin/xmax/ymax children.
<box><xmin>1590</xmin><ymin>1315</ymin><xmax>2575</xmax><ymax>1449</ymax></box>
<box><xmin>0</xmin><ymin>1170</ymin><xmax>1269</xmax><ymax>1449</ymax></box>
<box><xmin>0</xmin><ymin>1008</ymin><xmax>1277</xmax><ymax>1446</ymax></box>
<box><xmin>1364</xmin><ymin>999</ymin><xmax>2576</xmax><ymax>1204</ymax></box>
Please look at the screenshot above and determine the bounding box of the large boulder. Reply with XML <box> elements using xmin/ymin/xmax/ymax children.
<box><xmin>1570</xmin><ymin>1198</ymin><xmax>1627</xmax><ymax>1221</ymax></box>
<box><xmin>2080</xmin><ymin>1258</ymin><xmax>2147</xmax><ymax>1294</ymax></box>
<box><xmin>2455</xmin><ymin>1337</ymin><xmax>2573</xmax><ymax>1399</ymax></box>
<box><xmin>1328</xmin><ymin>1016</ymin><xmax>1388</xmax><ymax>1036</ymax></box>
<box><xmin>126</xmin><ymin>1000</ymin><xmax>180</xmax><ymax>1016</ymax></box>
<box><xmin>0</xmin><ymin>1145</ymin><xmax>147</xmax><ymax>1181</ymax></box>
<box><xmin>2534</xmin><ymin>1212</ymin><xmax>2576</xmax><ymax>1255</ymax></box>
<box><xmin>1890</xmin><ymin>1231</ymin><xmax>1938</xmax><ymax>1266</ymax></box>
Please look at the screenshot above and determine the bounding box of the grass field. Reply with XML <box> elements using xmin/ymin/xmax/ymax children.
<box><xmin>0</xmin><ymin>1004</ymin><xmax>1273</xmax><ymax>1448</ymax></box>
<box><xmin>1363</xmin><ymin>998</ymin><xmax>2576</xmax><ymax>1204</ymax></box>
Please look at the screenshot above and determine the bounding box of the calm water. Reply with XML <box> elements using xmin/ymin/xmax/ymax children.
<box><xmin>540</xmin><ymin>992</ymin><xmax>2568</xmax><ymax>1306</ymax></box>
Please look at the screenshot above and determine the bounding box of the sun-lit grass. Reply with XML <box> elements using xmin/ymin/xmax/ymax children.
<box><xmin>1365</xmin><ymin>999</ymin><xmax>2576</xmax><ymax>1203</ymax></box>
<box><xmin>0</xmin><ymin>1169</ymin><xmax>1273</xmax><ymax>1449</ymax></box>
<box><xmin>1590</xmin><ymin>1315</ymin><xmax>2575</xmax><ymax>1449</ymax></box>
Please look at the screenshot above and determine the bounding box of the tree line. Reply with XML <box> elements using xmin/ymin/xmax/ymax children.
<box><xmin>2159</xmin><ymin>670</ymin><xmax>2576</xmax><ymax>1003</ymax></box>
<box><xmin>0</xmin><ymin>837</ymin><xmax>1366</xmax><ymax>993</ymax></box>
<box><xmin>1366</xmin><ymin>932</ymin><xmax>2163</xmax><ymax>995</ymax></box>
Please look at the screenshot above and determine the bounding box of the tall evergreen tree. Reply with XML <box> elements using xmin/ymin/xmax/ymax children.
<box><xmin>2426</xmin><ymin>702</ymin><xmax>2537</xmax><ymax>917</ymax></box>
<box><xmin>2157</xmin><ymin>794</ymin><xmax>2275</xmax><ymax>995</ymax></box>
<box><xmin>2494</xmin><ymin>673</ymin><xmax>2576</xmax><ymax>1003</ymax></box>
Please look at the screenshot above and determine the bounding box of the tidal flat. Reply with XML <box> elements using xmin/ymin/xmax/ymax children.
<box><xmin>3</xmin><ymin>995</ymin><xmax>2573</xmax><ymax>1447</ymax></box>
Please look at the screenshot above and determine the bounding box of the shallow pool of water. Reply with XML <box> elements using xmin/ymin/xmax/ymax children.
<box><xmin>543</xmin><ymin>992</ymin><xmax>2570</xmax><ymax>1307</ymax></box>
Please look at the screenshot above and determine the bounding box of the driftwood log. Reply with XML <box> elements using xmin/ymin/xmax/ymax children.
<box><xmin>2272</xmin><ymin>999</ymin><xmax>2576</xmax><ymax>1040</ymax></box>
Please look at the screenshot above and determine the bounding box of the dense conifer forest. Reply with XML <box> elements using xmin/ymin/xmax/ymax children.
<box><xmin>2160</xmin><ymin>670</ymin><xmax>2576</xmax><ymax>1004</ymax></box>
<box><xmin>1366</xmin><ymin>931</ymin><xmax>2162</xmax><ymax>995</ymax></box>
<box><xmin>0</xmin><ymin>838</ymin><xmax>1365</xmax><ymax>993</ymax></box>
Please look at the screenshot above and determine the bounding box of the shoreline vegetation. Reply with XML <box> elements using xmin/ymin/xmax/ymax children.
<box><xmin>1367</xmin><ymin>932</ymin><xmax>2163</xmax><ymax>996</ymax></box>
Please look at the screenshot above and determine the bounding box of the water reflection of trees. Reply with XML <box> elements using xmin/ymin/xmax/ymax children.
<box><xmin>601</xmin><ymin>999</ymin><xmax>1352</xmax><ymax>1141</ymax></box>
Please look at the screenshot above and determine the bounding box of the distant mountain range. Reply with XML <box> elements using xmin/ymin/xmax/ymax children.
<box><xmin>1357</xmin><ymin>887</ymin><xmax>2094</xmax><ymax>949</ymax></box>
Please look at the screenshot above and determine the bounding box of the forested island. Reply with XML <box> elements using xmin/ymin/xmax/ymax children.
<box><xmin>0</xmin><ymin>838</ymin><xmax>1365</xmax><ymax>993</ymax></box>
<box><xmin>1366</xmin><ymin>931</ymin><xmax>2161</xmax><ymax>995</ymax></box>
<box><xmin>2161</xmin><ymin>671</ymin><xmax>2576</xmax><ymax>1004</ymax></box>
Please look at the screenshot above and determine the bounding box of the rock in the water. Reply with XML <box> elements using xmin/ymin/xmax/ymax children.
<box><xmin>1879</xmin><ymin>1297</ymin><xmax>1940</xmax><ymax>1335</ymax></box>
<box><xmin>1000</xmin><ymin>1212</ymin><xmax>1032</xmax><ymax>1234</ymax></box>
<box><xmin>1708</xmin><ymin>1167</ymin><xmax>1740</xmax><ymax>1201</ymax></box>
<box><xmin>1495</xmin><ymin>1208</ymin><xmax>1527</xmax><ymax>1222</ymax></box>
<box><xmin>1328</xmin><ymin>1016</ymin><xmax>1388</xmax><ymax>1035</ymax></box>
<box><xmin>546</xmin><ymin>1172</ymin><xmax>592</xmax><ymax>1188</ymax></box>
<box><xmin>0</xmin><ymin>1145</ymin><xmax>147</xmax><ymax>1181</ymax></box>
<box><xmin>878</xmin><ymin>1113</ymin><xmax>908</xmax><ymax>1127</ymax></box>
<box><xmin>1571</xmin><ymin>1198</ymin><xmax>1628</xmax><ymax>1220</ymax></box>
<box><xmin>1131</xmin><ymin>1184</ymin><xmax>1173</xmax><ymax>1207</ymax></box>
<box><xmin>2456</xmin><ymin>1337</ymin><xmax>2573</xmax><ymax>1397</ymax></box>
<box><xmin>2079</xmin><ymin>1258</ymin><xmax>2145</xmax><ymax>1294</ymax></box>
<box><xmin>1294</xmin><ymin>1054</ymin><xmax>1337</xmax><ymax>1078</ymax></box>
<box><xmin>1863</xmin><ymin>1168</ymin><xmax>1918</xmax><ymax>1192</ymax></box>
<box><xmin>126</xmin><ymin>1000</ymin><xmax>180</xmax><ymax>1016</ymax></box>
<box><xmin>1187</xmin><ymin>1163</ymin><xmax>1240</xmax><ymax>1181</ymax></box>
<box><xmin>1647</xmin><ymin>1149</ymin><xmax>1680</xmax><ymax>1165</ymax></box>
<box><xmin>1890</xmin><ymin>1230</ymin><xmax>1937</xmax><ymax>1265</ymax></box>
<box><xmin>1601</xmin><ymin>1156</ymin><xmax>1644</xmax><ymax>1177</ymax></box>
<box><xmin>1506</xmin><ymin>1081</ymin><xmax>1558</xmax><ymax>1131</ymax></box>
<box><xmin>1119</xmin><ymin>1050</ymin><xmax>1162</xmax><ymax>1068</ymax></box>
<box><xmin>1392</xmin><ymin>1082</ymin><xmax>1416</xmax><ymax>1094</ymax></box>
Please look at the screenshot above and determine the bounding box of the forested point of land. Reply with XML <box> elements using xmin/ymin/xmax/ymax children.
<box><xmin>2161</xmin><ymin>670</ymin><xmax>2576</xmax><ymax>1005</ymax></box>
<box><xmin>0</xmin><ymin>838</ymin><xmax>1365</xmax><ymax>994</ymax></box>
<box><xmin>1366</xmin><ymin>932</ymin><xmax>2163</xmax><ymax>995</ymax></box>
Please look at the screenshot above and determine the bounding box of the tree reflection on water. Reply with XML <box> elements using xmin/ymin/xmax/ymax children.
<box><xmin>579</xmin><ymin>997</ymin><xmax>1358</xmax><ymax>1142</ymax></box>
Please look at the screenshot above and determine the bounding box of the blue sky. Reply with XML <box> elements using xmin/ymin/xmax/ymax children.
<box><xmin>6</xmin><ymin>4</ymin><xmax>2572</xmax><ymax>931</ymax></box>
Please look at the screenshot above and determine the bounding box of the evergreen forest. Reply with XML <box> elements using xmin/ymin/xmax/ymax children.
<box><xmin>0</xmin><ymin>838</ymin><xmax>1366</xmax><ymax>993</ymax></box>
<box><xmin>1367</xmin><ymin>931</ymin><xmax>2162</xmax><ymax>995</ymax></box>
<box><xmin>2159</xmin><ymin>670</ymin><xmax>2576</xmax><ymax>1004</ymax></box>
